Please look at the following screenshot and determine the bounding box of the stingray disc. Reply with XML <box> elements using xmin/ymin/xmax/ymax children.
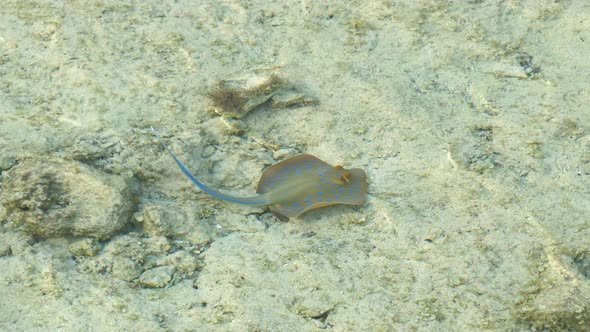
<box><xmin>256</xmin><ymin>154</ymin><xmax>367</xmax><ymax>219</ymax></box>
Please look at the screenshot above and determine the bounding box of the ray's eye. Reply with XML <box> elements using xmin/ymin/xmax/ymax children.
<box><xmin>339</xmin><ymin>172</ymin><xmax>351</xmax><ymax>184</ymax></box>
<box><xmin>332</xmin><ymin>166</ymin><xmax>352</xmax><ymax>184</ymax></box>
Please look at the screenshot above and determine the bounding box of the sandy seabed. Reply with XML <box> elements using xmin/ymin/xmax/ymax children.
<box><xmin>0</xmin><ymin>1</ymin><xmax>589</xmax><ymax>331</ymax></box>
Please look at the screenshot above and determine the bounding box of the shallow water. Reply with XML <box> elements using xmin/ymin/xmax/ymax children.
<box><xmin>1</xmin><ymin>1</ymin><xmax>588</xmax><ymax>330</ymax></box>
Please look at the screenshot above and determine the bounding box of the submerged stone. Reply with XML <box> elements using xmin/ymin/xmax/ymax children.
<box><xmin>1</xmin><ymin>157</ymin><xmax>134</xmax><ymax>240</ymax></box>
<box><xmin>207</xmin><ymin>73</ymin><xmax>315</xmax><ymax>118</ymax></box>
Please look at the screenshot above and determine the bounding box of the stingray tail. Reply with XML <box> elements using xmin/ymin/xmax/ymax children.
<box><xmin>150</xmin><ymin>127</ymin><xmax>271</xmax><ymax>206</ymax></box>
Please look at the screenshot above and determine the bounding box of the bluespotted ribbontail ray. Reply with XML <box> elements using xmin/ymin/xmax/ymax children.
<box><xmin>151</xmin><ymin>127</ymin><xmax>367</xmax><ymax>220</ymax></box>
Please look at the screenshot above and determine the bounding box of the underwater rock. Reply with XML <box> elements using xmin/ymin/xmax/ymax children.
<box><xmin>450</xmin><ymin>126</ymin><xmax>501</xmax><ymax>174</ymax></box>
<box><xmin>67</xmin><ymin>238</ymin><xmax>101</xmax><ymax>257</ymax></box>
<box><xmin>112</xmin><ymin>256</ymin><xmax>143</xmax><ymax>281</ymax></box>
<box><xmin>517</xmin><ymin>252</ymin><xmax>590</xmax><ymax>330</ymax></box>
<box><xmin>207</xmin><ymin>73</ymin><xmax>315</xmax><ymax>118</ymax></box>
<box><xmin>269</xmin><ymin>91</ymin><xmax>313</xmax><ymax>109</ymax></box>
<box><xmin>139</xmin><ymin>266</ymin><xmax>174</xmax><ymax>288</ymax></box>
<box><xmin>1</xmin><ymin>157</ymin><xmax>134</xmax><ymax>240</ymax></box>
<box><xmin>0</xmin><ymin>234</ymin><xmax>12</xmax><ymax>257</ymax></box>
<box><xmin>138</xmin><ymin>204</ymin><xmax>217</xmax><ymax>245</ymax></box>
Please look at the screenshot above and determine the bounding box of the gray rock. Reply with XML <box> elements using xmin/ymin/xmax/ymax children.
<box><xmin>0</xmin><ymin>157</ymin><xmax>134</xmax><ymax>239</ymax></box>
<box><xmin>139</xmin><ymin>266</ymin><xmax>174</xmax><ymax>288</ymax></box>
<box><xmin>112</xmin><ymin>257</ymin><xmax>143</xmax><ymax>281</ymax></box>
<box><xmin>67</xmin><ymin>238</ymin><xmax>101</xmax><ymax>257</ymax></box>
